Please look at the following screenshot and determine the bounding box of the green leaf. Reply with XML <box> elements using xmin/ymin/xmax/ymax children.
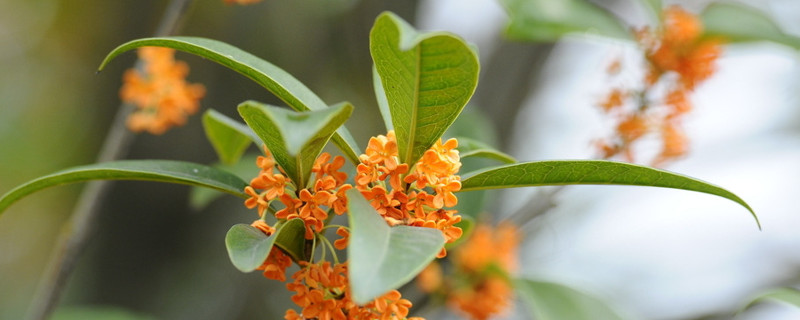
<box><xmin>225</xmin><ymin>224</ymin><xmax>273</xmax><ymax>272</ymax></box>
<box><xmin>502</xmin><ymin>0</ymin><xmax>632</xmax><ymax>42</ymax></box>
<box><xmin>188</xmin><ymin>154</ymin><xmax>260</xmax><ymax>210</ymax></box>
<box><xmin>224</xmin><ymin>219</ymin><xmax>305</xmax><ymax>272</ymax></box>
<box><xmin>273</xmin><ymin>218</ymin><xmax>308</xmax><ymax>262</ymax></box>
<box><xmin>0</xmin><ymin>160</ymin><xmax>248</xmax><ymax>217</ymax></box>
<box><xmin>639</xmin><ymin>0</ymin><xmax>662</xmax><ymax>23</ymax></box>
<box><xmin>701</xmin><ymin>3</ymin><xmax>800</xmax><ymax>48</ymax></box>
<box><xmin>372</xmin><ymin>66</ymin><xmax>393</xmax><ymax>131</ymax></box>
<box><xmin>203</xmin><ymin>109</ymin><xmax>258</xmax><ymax>165</ymax></box>
<box><xmin>98</xmin><ymin>36</ymin><xmax>361</xmax><ymax>164</ymax></box>
<box><xmin>741</xmin><ymin>287</ymin><xmax>800</xmax><ymax>312</ymax></box>
<box><xmin>52</xmin><ymin>306</ymin><xmax>155</xmax><ymax>320</ymax></box>
<box><xmin>370</xmin><ymin>12</ymin><xmax>480</xmax><ymax>166</ymax></box>
<box><xmin>460</xmin><ymin>160</ymin><xmax>759</xmax><ymax>228</ymax></box>
<box><xmin>346</xmin><ymin>188</ymin><xmax>445</xmax><ymax>304</ymax></box>
<box><xmin>457</xmin><ymin>136</ymin><xmax>516</xmax><ymax>164</ymax></box>
<box><xmin>515</xmin><ymin>278</ymin><xmax>625</xmax><ymax>320</ymax></box>
<box><xmin>238</xmin><ymin>101</ymin><xmax>353</xmax><ymax>189</ymax></box>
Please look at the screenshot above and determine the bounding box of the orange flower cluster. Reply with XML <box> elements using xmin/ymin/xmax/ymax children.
<box><xmin>417</xmin><ymin>223</ymin><xmax>520</xmax><ymax>320</ymax></box>
<box><xmin>120</xmin><ymin>47</ymin><xmax>205</xmax><ymax>135</ymax></box>
<box><xmin>449</xmin><ymin>223</ymin><xmax>520</xmax><ymax>320</ymax></box>
<box><xmin>597</xmin><ymin>5</ymin><xmax>722</xmax><ymax>166</ymax></box>
<box><xmin>223</xmin><ymin>0</ymin><xmax>262</xmax><ymax>5</ymax></box>
<box><xmin>355</xmin><ymin>131</ymin><xmax>463</xmax><ymax>258</ymax></box>
<box><xmin>244</xmin><ymin>147</ymin><xmax>351</xmax><ymax>240</ymax></box>
<box><xmin>285</xmin><ymin>262</ymin><xmax>423</xmax><ymax>320</ymax></box>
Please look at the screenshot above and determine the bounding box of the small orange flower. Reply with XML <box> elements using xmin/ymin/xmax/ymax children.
<box><xmin>285</xmin><ymin>262</ymin><xmax>421</xmax><ymax>320</ymax></box>
<box><xmin>120</xmin><ymin>47</ymin><xmax>205</xmax><ymax>135</ymax></box>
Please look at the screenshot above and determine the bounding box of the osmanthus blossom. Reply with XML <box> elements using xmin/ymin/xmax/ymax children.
<box><xmin>119</xmin><ymin>47</ymin><xmax>205</xmax><ymax>135</ymax></box>
<box><xmin>240</xmin><ymin>130</ymin><xmax>466</xmax><ymax>319</ymax></box>
<box><xmin>417</xmin><ymin>223</ymin><xmax>521</xmax><ymax>320</ymax></box>
<box><xmin>597</xmin><ymin>5</ymin><xmax>722</xmax><ymax>166</ymax></box>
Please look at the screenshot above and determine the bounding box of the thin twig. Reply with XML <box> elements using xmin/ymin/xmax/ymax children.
<box><xmin>26</xmin><ymin>1</ymin><xmax>194</xmax><ymax>319</ymax></box>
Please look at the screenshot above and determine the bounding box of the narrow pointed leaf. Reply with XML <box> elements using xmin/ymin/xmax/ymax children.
<box><xmin>98</xmin><ymin>37</ymin><xmax>361</xmax><ymax>163</ymax></box>
<box><xmin>238</xmin><ymin>101</ymin><xmax>353</xmax><ymax>189</ymax></box>
<box><xmin>370</xmin><ymin>12</ymin><xmax>479</xmax><ymax>166</ymax></box>
<box><xmin>701</xmin><ymin>3</ymin><xmax>800</xmax><ymax>49</ymax></box>
<box><xmin>516</xmin><ymin>278</ymin><xmax>625</xmax><ymax>320</ymax></box>
<box><xmin>346</xmin><ymin>188</ymin><xmax>445</xmax><ymax>304</ymax></box>
<box><xmin>456</xmin><ymin>136</ymin><xmax>516</xmax><ymax>164</ymax></box>
<box><xmin>189</xmin><ymin>155</ymin><xmax>261</xmax><ymax>210</ymax></box>
<box><xmin>203</xmin><ymin>109</ymin><xmax>258</xmax><ymax>165</ymax></box>
<box><xmin>0</xmin><ymin>160</ymin><xmax>248</xmax><ymax>217</ymax></box>
<box><xmin>225</xmin><ymin>218</ymin><xmax>305</xmax><ymax>272</ymax></box>
<box><xmin>460</xmin><ymin>160</ymin><xmax>758</xmax><ymax>227</ymax></box>
<box><xmin>502</xmin><ymin>0</ymin><xmax>632</xmax><ymax>42</ymax></box>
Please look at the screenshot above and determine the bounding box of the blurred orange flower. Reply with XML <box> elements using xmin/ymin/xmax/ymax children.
<box><xmin>120</xmin><ymin>47</ymin><xmax>204</xmax><ymax>135</ymax></box>
<box><xmin>597</xmin><ymin>5</ymin><xmax>723</xmax><ymax>166</ymax></box>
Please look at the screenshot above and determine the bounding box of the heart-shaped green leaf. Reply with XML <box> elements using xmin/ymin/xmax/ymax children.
<box><xmin>203</xmin><ymin>109</ymin><xmax>258</xmax><ymax>165</ymax></box>
<box><xmin>502</xmin><ymin>0</ymin><xmax>632</xmax><ymax>42</ymax></box>
<box><xmin>225</xmin><ymin>224</ymin><xmax>273</xmax><ymax>273</ymax></box>
<box><xmin>456</xmin><ymin>136</ymin><xmax>516</xmax><ymax>164</ymax></box>
<box><xmin>98</xmin><ymin>37</ymin><xmax>361</xmax><ymax>164</ymax></box>
<box><xmin>238</xmin><ymin>101</ymin><xmax>353</xmax><ymax>189</ymax></box>
<box><xmin>515</xmin><ymin>278</ymin><xmax>625</xmax><ymax>320</ymax></box>
<box><xmin>225</xmin><ymin>218</ymin><xmax>305</xmax><ymax>272</ymax></box>
<box><xmin>701</xmin><ymin>3</ymin><xmax>800</xmax><ymax>48</ymax></box>
<box><xmin>370</xmin><ymin>12</ymin><xmax>479</xmax><ymax>166</ymax></box>
<box><xmin>346</xmin><ymin>188</ymin><xmax>445</xmax><ymax>304</ymax></box>
<box><xmin>460</xmin><ymin>160</ymin><xmax>758</xmax><ymax>228</ymax></box>
<box><xmin>0</xmin><ymin>160</ymin><xmax>248</xmax><ymax>217</ymax></box>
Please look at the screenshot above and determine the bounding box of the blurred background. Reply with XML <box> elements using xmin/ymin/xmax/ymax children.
<box><xmin>1</xmin><ymin>0</ymin><xmax>800</xmax><ymax>319</ymax></box>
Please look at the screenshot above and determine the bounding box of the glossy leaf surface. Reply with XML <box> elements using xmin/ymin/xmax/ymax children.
<box><xmin>460</xmin><ymin>160</ymin><xmax>758</xmax><ymax>227</ymax></box>
<box><xmin>516</xmin><ymin>278</ymin><xmax>624</xmax><ymax>320</ymax></box>
<box><xmin>203</xmin><ymin>109</ymin><xmax>258</xmax><ymax>165</ymax></box>
<box><xmin>238</xmin><ymin>101</ymin><xmax>352</xmax><ymax>189</ymax></box>
<box><xmin>189</xmin><ymin>155</ymin><xmax>260</xmax><ymax>210</ymax></box>
<box><xmin>0</xmin><ymin>160</ymin><xmax>248</xmax><ymax>217</ymax></box>
<box><xmin>370</xmin><ymin>12</ymin><xmax>479</xmax><ymax>166</ymax></box>
<box><xmin>346</xmin><ymin>188</ymin><xmax>445</xmax><ymax>304</ymax></box>
<box><xmin>98</xmin><ymin>37</ymin><xmax>361</xmax><ymax>163</ymax></box>
<box><xmin>502</xmin><ymin>0</ymin><xmax>631</xmax><ymax>42</ymax></box>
